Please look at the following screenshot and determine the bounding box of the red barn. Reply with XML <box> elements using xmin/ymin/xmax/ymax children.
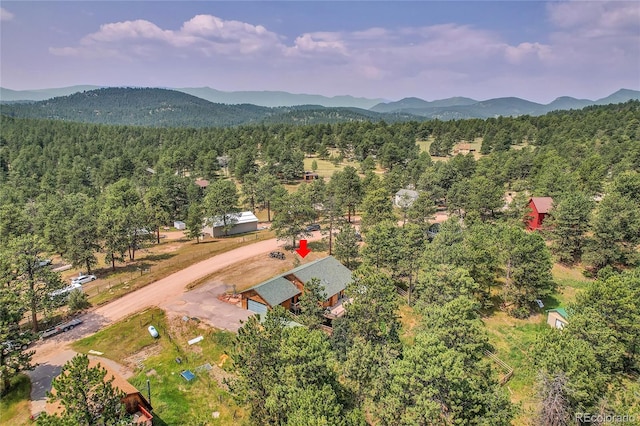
<box><xmin>527</xmin><ymin>197</ymin><xmax>554</xmax><ymax>230</ymax></box>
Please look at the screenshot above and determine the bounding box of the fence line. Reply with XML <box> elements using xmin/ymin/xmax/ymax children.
<box><xmin>483</xmin><ymin>350</ymin><xmax>514</xmax><ymax>386</ymax></box>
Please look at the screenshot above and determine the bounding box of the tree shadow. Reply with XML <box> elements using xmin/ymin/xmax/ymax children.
<box><xmin>141</xmin><ymin>253</ymin><xmax>176</xmax><ymax>262</ymax></box>
<box><xmin>308</xmin><ymin>240</ymin><xmax>328</xmax><ymax>252</ymax></box>
<box><xmin>149</xmin><ymin>413</ymin><xmax>169</xmax><ymax>426</ymax></box>
<box><xmin>541</xmin><ymin>294</ymin><xmax>562</xmax><ymax>310</ymax></box>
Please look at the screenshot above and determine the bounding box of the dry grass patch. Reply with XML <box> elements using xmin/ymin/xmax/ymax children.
<box><xmin>84</xmin><ymin>230</ymin><xmax>275</xmax><ymax>306</ymax></box>
<box><xmin>188</xmin><ymin>250</ymin><xmax>329</xmax><ymax>292</ymax></box>
<box><xmin>398</xmin><ymin>303</ymin><xmax>421</xmax><ymax>346</ymax></box>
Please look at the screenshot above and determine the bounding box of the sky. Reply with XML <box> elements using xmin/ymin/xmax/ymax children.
<box><xmin>1</xmin><ymin>1</ymin><xmax>639</xmax><ymax>103</ymax></box>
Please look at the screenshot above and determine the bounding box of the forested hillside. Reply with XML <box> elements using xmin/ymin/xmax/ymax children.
<box><xmin>1</xmin><ymin>101</ymin><xmax>638</xmax><ymax>424</ymax></box>
<box><xmin>0</xmin><ymin>87</ymin><xmax>417</xmax><ymax>127</ymax></box>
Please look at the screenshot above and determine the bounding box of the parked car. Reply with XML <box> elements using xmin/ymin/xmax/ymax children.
<box><xmin>305</xmin><ymin>223</ymin><xmax>321</xmax><ymax>232</ymax></box>
<box><xmin>37</xmin><ymin>259</ymin><xmax>52</xmax><ymax>268</ymax></box>
<box><xmin>49</xmin><ymin>283</ymin><xmax>82</xmax><ymax>300</ymax></box>
<box><xmin>1</xmin><ymin>340</ymin><xmax>30</xmax><ymax>355</ymax></box>
<box><xmin>148</xmin><ymin>325</ymin><xmax>159</xmax><ymax>338</ymax></box>
<box><xmin>71</xmin><ymin>274</ymin><xmax>96</xmax><ymax>285</ymax></box>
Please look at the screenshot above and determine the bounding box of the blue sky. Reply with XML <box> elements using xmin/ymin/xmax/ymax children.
<box><xmin>1</xmin><ymin>1</ymin><xmax>639</xmax><ymax>103</ymax></box>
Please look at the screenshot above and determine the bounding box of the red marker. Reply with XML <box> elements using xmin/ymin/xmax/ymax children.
<box><xmin>296</xmin><ymin>240</ymin><xmax>311</xmax><ymax>258</ymax></box>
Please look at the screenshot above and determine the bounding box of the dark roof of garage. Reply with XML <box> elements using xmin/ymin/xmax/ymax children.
<box><xmin>249</xmin><ymin>276</ymin><xmax>301</xmax><ymax>307</ymax></box>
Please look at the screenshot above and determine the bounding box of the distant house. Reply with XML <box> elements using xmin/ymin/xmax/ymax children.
<box><xmin>547</xmin><ymin>308</ymin><xmax>570</xmax><ymax>329</ymax></box>
<box><xmin>194</xmin><ymin>179</ymin><xmax>210</xmax><ymax>189</ymax></box>
<box><xmin>47</xmin><ymin>358</ymin><xmax>153</xmax><ymax>425</ymax></box>
<box><xmin>527</xmin><ymin>197</ymin><xmax>554</xmax><ymax>230</ymax></box>
<box><xmin>173</xmin><ymin>221</ymin><xmax>186</xmax><ymax>230</ymax></box>
<box><xmin>202</xmin><ymin>211</ymin><xmax>258</xmax><ymax>237</ymax></box>
<box><xmin>240</xmin><ymin>256</ymin><xmax>351</xmax><ymax>319</ymax></box>
<box><xmin>303</xmin><ymin>171</ymin><xmax>319</xmax><ymax>181</ymax></box>
<box><xmin>394</xmin><ymin>189</ymin><xmax>419</xmax><ymax>208</ymax></box>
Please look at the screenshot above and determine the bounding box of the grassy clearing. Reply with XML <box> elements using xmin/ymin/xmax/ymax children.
<box><xmin>551</xmin><ymin>263</ymin><xmax>592</xmax><ymax>307</ymax></box>
<box><xmin>73</xmin><ymin>308</ymin><xmax>245</xmax><ymax>425</ymax></box>
<box><xmin>72</xmin><ymin>308</ymin><xmax>166</xmax><ymax>360</ymax></box>
<box><xmin>416</xmin><ymin>139</ymin><xmax>432</xmax><ymax>153</ymax></box>
<box><xmin>129</xmin><ymin>317</ymin><xmax>244</xmax><ymax>425</ymax></box>
<box><xmin>478</xmin><ymin>264</ymin><xmax>593</xmax><ymax>424</ymax></box>
<box><xmin>303</xmin><ymin>155</ymin><xmax>361</xmax><ymax>179</ymax></box>
<box><xmin>84</xmin><ymin>230</ymin><xmax>275</xmax><ymax>306</ymax></box>
<box><xmin>398</xmin><ymin>303</ymin><xmax>420</xmax><ymax>346</ymax></box>
<box><xmin>0</xmin><ymin>374</ymin><xmax>32</xmax><ymax>426</ymax></box>
<box><xmin>483</xmin><ymin>311</ymin><xmax>546</xmax><ymax>421</ymax></box>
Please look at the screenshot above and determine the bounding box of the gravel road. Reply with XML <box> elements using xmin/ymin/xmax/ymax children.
<box><xmin>27</xmin><ymin>232</ymin><xmax>321</xmax><ymax>417</ymax></box>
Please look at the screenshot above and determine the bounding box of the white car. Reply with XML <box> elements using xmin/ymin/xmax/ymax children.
<box><xmin>49</xmin><ymin>283</ymin><xmax>83</xmax><ymax>299</ymax></box>
<box><xmin>71</xmin><ymin>274</ymin><xmax>97</xmax><ymax>285</ymax></box>
<box><xmin>148</xmin><ymin>325</ymin><xmax>159</xmax><ymax>338</ymax></box>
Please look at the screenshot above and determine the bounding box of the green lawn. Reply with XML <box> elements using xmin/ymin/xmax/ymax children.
<box><xmin>72</xmin><ymin>308</ymin><xmax>166</xmax><ymax>360</ymax></box>
<box><xmin>72</xmin><ymin>308</ymin><xmax>245</xmax><ymax>425</ymax></box>
<box><xmin>0</xmin><ymin>374</ymin><xmax>32</xmax><ymax>426</ymax></box>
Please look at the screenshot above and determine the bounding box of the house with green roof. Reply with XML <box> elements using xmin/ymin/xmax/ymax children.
<box><xmin>546</xmin><ymin>308</ymin><xmax>570</xmax><ymax>329</ymax></box>
<box><xmin>240</xmin><ymin>256</ymin><xmax>351</xmax><ymax>318</ymax></box>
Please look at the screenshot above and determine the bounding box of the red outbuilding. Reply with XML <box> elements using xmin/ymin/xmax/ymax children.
<box><xmin>527</xmin><ymin>197</ymin><xmax>554</xmax><ymax>230</ymax></box>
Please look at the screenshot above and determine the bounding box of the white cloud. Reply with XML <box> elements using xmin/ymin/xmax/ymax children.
<box><xmin>1</xmin><ymin>7</ymin><xmax>14</xmax><ymax>21</ymax></box>
<box><xmin>505</xmin><ymin>42</ymin><xmax>552</xmax><ymax>64</ymax></box>
<box><xmin>50</xmin><ymin>14</ymin><xmax>284</xmax><ymax>58</ymax></box>
<box><xmin>46</xmin><ymin>5</ymin><xmax>638</xmax><ymax>101</ymax></box>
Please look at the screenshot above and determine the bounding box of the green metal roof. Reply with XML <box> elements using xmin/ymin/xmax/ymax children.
<box><xmin>251</xmin><ymin>276</ymin><xmax>301</xmax><ymax>307</ymax></box>
<box><xmin>286</xmin><ymin>256</ymin><xmax>352</xmax><ymax>299</ymax></box>
<box><xmin>243</xmin><ymin>256</ymin><xmax>352</xmax><ymax>307</ymax></box>
<box><xmin>547</xmin><ymin>308</ymin><xmax>569</xmax><ymax>319</ymax></box>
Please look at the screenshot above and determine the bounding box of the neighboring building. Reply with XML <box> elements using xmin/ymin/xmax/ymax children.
<box><xmin>394</xmin><ymin>188</ymin><xmax>419</xmax><ymax>208</ymax></box>
<box><xmin>46</xmin><ymin>358</ymin><xmax>153</xmax><ymax>425</ymax></box>
<box><xmin>547</xmin><ymin>308</ymin><xmax>570</xmax><ymax>329</ymax></box>
<box><xmin>527</xmin><ymin>197</ymin><xmax>554</xmax><ymax>230</ymax></box>
<box><xmin>203</xmin><ymin>211</ymin><xmax>259</xmax><ymax>237</ymax></box>
<box><xmin>303</xmin><ymin>171</ymin><xmax>319</xmax><ymax>181</ymax></box>
<box><xmin>240</xmin><ymin>256</ymin><xmax>351</xmax><ymax>318</ymax></box>
<box><xmin>173</xmin><ymin>220</ymin><xmax>186</xmax><ymax>230</ymax></box>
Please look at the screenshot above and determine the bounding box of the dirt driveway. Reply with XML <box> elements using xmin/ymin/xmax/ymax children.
<box><xmin>27</xmin><ymin>232</ymin><xmax>323</xmax><ymax>416</ymax></box>
<box><xmin>161</xmin><ymin>282</ymin><xmax>253</xmax><ymax>332</ymax></box>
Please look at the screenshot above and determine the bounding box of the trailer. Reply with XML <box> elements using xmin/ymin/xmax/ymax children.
<box><xmin>40</xmin><ymin>318</ymin><xmax>83</xmax><ymax>340</ymax></box>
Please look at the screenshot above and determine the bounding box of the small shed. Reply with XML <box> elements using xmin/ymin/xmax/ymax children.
<box><xmin>174</xmin><ymin>221</ymin><xmax>186</xmax><ymax>230</ymax></box>
<box><xmin>547</xmin><ymin>308</ymin><xmax>569</xmax><ymax>329</ymax></box>
<box><xmin>203</xmin><ymin>211</ymin><xmax>258</xmax><ymax>237</ymax></box>
<box><xmin>527</xmin><ymin>197</ymin><xmax>554</xmax><ymax>230</ymax></box>
<box><xmin>394</xmin><ymin>189</ymin><xmax>419</xmax><ymax>208</ymax></box>
<box><xmin>303</xmin><ymin>171</ymin><xmax>319</xmax><ymax>181</ymax></box>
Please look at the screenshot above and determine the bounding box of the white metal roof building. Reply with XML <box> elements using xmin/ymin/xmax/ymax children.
<box><xmin>203</xmin><ymin>211</ymin><xmax>259</xmax><ymax>237</ymax></box>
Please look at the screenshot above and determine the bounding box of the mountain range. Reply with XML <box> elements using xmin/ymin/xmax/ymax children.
<box><xmin>0</xmin><ymin>86</ymin><xmax>638</xmax><ymax>127</ymax></box>
<box><xmin>0</xmin><ymin>87</ymin><xmax>414</xmax><ymax>127</ymax></box>
<box><xmin>370</xmin><ymin>89</ymin><xmax>640</xmax><ymax>119</ymax></box>
<box><xmin>0</xmin><ymin>85</ymin><xmax>386</xmax><ymax>109</ymax></box>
